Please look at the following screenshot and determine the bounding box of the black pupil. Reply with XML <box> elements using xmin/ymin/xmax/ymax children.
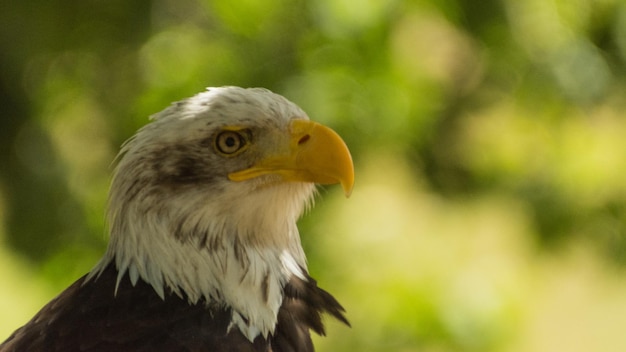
<box><xmin>225</xmin><ymin>136</ymin><xmax>236</xmax><ymax>147</ymax></box>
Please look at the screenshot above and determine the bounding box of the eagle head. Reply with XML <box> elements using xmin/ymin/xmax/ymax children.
<box><xmin>87</xmin><ymin>87</ymin><xmax>354</xmax><ymax>340</ymax></box>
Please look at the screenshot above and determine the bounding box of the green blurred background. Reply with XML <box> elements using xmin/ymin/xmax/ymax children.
<box><xmin>2</xmin><ymin>0</ymin><xmax>626</xmax><ymax>350</ymax></box>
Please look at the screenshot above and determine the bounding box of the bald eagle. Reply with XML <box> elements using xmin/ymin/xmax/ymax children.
<box><xmin>1</xmin><ymin>87</ymin><xmax>354</xmax><ymax>352</ymax></box>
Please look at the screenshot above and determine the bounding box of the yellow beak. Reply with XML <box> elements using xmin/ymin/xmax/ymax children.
<box><xmin>228</xmin><ymin>119</ymin><xmax>354</xmax><ymax>197</ymax></box>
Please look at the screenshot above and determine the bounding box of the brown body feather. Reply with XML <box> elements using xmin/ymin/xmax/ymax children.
<box><xmin>1</xmin><ymin>261</ymin><xmax>348</xmax><ymax>352</ymax></box>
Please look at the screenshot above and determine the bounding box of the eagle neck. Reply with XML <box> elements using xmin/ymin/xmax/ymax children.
<box><xmin>87</xmin><ymin>187</ymin><xmax>312</xmax><ymax>342</ymax></box>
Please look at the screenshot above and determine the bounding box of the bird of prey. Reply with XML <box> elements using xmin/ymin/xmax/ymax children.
<box><xmin>1</xmin><ymin>87</ymin><xmax>354</xmax><ymax>352</ymax></box>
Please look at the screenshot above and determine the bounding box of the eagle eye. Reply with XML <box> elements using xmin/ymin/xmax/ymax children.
<box><xmin>215</xmin><ymin>130</ymin><xmax>247</xmax><ymax>155</ymax></box>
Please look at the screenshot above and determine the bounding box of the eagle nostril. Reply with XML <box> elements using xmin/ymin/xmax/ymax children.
<box><xmin>298</xmin><ymin>134</ymin><xmax>310</xmax><ymax>145</ymax></box>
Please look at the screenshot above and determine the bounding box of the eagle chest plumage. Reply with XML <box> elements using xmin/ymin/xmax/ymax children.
<box><xmin>1</xmin><ymin>87</ymin><xmax>354</xmax><ymax>352</ymax></box>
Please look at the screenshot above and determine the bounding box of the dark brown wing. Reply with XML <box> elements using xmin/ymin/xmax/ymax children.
<box><xmin>0</xmin><ymin>263</ymin><xmax>348</xmax><ymax>352</ymax></box>
<box><xmin>0</xmin><ymin>264</ymin><xmax>263</xmax><ymax>352</ymax></box>
<box><xmin>271</xmin><ymin>270</ymin><xmax>350</xmax><ymax>352</ymax></box>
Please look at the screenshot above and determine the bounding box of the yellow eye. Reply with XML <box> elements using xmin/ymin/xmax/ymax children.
<box><xmin>215</xmin><ymin>130</ymin><xmax>247</xmax><ymax>155</ymax></box>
